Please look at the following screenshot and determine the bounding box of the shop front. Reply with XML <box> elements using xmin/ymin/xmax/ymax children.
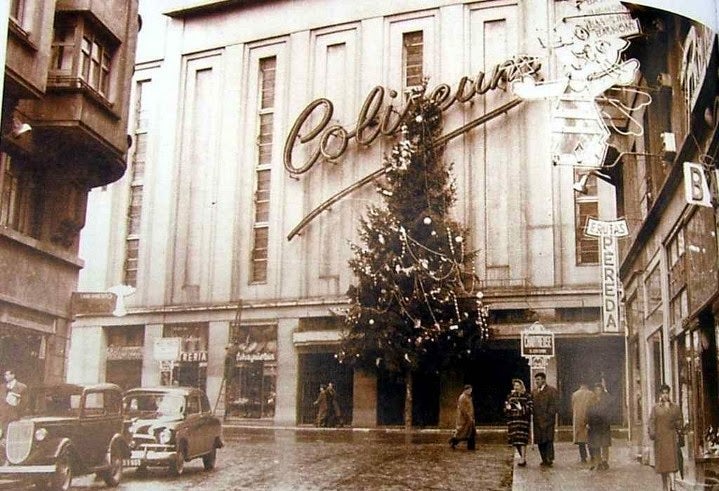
<box><xmin>225</xmin><ymin>324</ymin><xmax>277</xmax><ymax>419</ymax></box>
<box><xmin>161</xmin><ymin>323</ymin><xmax>208</xmax><ymax>392</ymax></box>
<box><xmin>105</xmin><ymin>325</ymin><xmax>144</xmax><ymax>391</ymax></box>
<box><xmin>671</xmin><ymin>206</ymin><xmax>719</xmax><ymax>482</ymax></box>
<box><xmin>0</xmin><ymin>325</ymin><xmax>45</xmax><ymax>386</ymax></box>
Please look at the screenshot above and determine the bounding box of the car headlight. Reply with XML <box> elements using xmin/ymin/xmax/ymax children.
<box><xmin>35</xmin><ymin>428</ymin><xmax>48</xmax><ymax>441</ymax></box>
<box><xmin>159</xmin><ymin>428</ymin><xmax>173</xmax><ymax>445</ymax></box>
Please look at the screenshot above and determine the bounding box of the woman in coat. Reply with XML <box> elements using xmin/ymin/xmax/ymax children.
<box><xmin>449</xmin><ymin>385</ymin><xmax>476</xmax><ymax>450</ymax></box>
<box><xmin>587</xmin><ymin>383</ymin><xmax>612</xmax><ymax>470</ymax></box>
<box><xmin>504</xmin><ymin>379</ymin><xmax>532</xmax><ymax>466</ymax></box>
<box><xmin>649</xmin><ymin>384</ymin><xmax>684</xmax><ymax>491</ymax></box>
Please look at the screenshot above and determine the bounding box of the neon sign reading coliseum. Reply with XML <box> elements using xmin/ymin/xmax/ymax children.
<box><xmin>283</xmin><ymin>55</ymin><xmax>542</xmax><ymax>175</ymax></box>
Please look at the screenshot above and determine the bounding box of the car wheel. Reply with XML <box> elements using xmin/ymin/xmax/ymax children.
<box><xmin>51</xmin><ymin>449</ymin><xmax>73</xmax><ymax>491</ymax></box>
<box><xmin>99</xmin><ymin>443</ymin><xmax>123</xmax><ymax>487</ymax></box>
<box><xmin>169</xmin><ymin>447</ymin><xmax>186</xmax><ymax>476</ymax></box>
<box><xmin>202</xmin><ymin>447</ymin><xmax>216</xmax><ymax>471</ymax></box>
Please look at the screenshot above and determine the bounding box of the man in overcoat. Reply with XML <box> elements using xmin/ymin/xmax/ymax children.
<box><xmin>572</xmin><ymin>381</ymin><xmax>594</xmax><ymax>463</ymax></box>
<box><xmin>587</xmin><ymin>382</ymin><xmax>612</xmax><ymax>470</ymax></box>
<box><xmin>449</xmin><ymin>384</ymin><xmax>476</xmax><ymax>450</ymax></box>
<box><xmin>532</xmin><ymin>372</ymin><xmax>559</xmax><ymax>466</ymax></box>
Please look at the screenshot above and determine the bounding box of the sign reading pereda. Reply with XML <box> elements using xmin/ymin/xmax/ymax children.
<box><xmin>153</xmin><ymin>337</ymin><xmax>182</xmax><ymax>362</ymax></box>
<box><xmin>583</xmin><ymin>217</ymin><xmax>624</xmax><ymax>333</ymax></box>
<box><xmin>600</xmin><ymin>235</ymin><xmax>620</xmax><ymax>333</ymax></box>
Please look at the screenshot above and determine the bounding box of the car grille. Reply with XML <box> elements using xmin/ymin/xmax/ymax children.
<box><xmin>6</xmin><ymin>421</ymin><xmax>33</xmax><ymax>464</ymax></box>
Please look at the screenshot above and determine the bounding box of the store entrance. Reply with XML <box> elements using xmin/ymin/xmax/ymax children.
<box><xmin>0</xmin><ymin>327</ymin><xmax>44</xmax><ymax>386</ymax></box>
<box><xmin>298</xmin><ymin>352</ymin><xmax>353</xmax><ymax>425</ymax></box>
<box><xmin>465</xmin><ymin>340</ymin><xmax>530</xmax><ymax>425</ymax></box>
<box><xmin>377</xmin><ymin>370</ymin><xmax>440</xmax><ymax>427</ymax></box>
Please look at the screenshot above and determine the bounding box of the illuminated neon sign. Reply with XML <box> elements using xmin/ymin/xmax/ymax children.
<box><xmin>284</xmin><ymin>55</ymin><xmax>543</xmax><ymax>240</ymax></box>
<box><xmin>283</xmin><ymin>55</ymin><xmax>541</xmax><ymax>176</ymax></box>
<box><xmin>512</xmin><ymin>0</ymin><xmax>641</xmax><ymax>168</ymax></box>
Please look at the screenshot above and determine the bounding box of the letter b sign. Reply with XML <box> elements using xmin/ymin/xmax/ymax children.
<box><xmin>683</xmin><ymin>162</ymin><xmax>712</xmax><ymax>207</ymax></box>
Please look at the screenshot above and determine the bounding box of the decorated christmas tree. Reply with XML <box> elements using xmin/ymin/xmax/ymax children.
<box><xmin>338</xmin><ymin>85</ymin><xmax>489</xmax><ymax>428</ymax></box>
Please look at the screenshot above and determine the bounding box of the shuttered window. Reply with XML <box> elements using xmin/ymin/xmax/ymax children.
<box><xmin>251</xmin><ymin>57</ymin><xmax>276</xmax><ymax>283</ymax></box>
<box><xmin>403</xmin><ymin>31</ymin><xmax>424</xmax><ymax>88</ymax></box>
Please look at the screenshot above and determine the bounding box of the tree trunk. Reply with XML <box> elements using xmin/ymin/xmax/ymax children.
<box><xmin>404</xmin><ymin>369</ymin><xmax>413</xmax><ymax>431</ymax></box>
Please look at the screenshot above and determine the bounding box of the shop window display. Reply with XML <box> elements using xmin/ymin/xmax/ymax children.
<box><xmin>225</xmin><ymin>325</ymin><xmax>277</xmax><ymax>419</ymax></box>
<box><xmin>161</xmin><ymin>323</ymin><xmax>208</xmax><ymax>392</ymax></box>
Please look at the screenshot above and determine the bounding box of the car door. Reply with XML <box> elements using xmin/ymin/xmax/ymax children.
<box><xmin>184</xmin><ymin>395</ymin><xmax>202</xmax><ymax>457</ymax></box>
<box><xmin>200</xmin><ymin>393</ymin><xmax>217</xmax><ymax>452</ymax></box>
<box><xmin>78</xmin><ymin>390</ymin><xmax>115</xmax><ymax>467</ymax></box>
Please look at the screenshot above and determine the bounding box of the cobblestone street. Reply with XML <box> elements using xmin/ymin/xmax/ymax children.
<box><xmin>2</xmin><ymin>428</ymin><xmax>514</xmax><ymax>490</ymax></box>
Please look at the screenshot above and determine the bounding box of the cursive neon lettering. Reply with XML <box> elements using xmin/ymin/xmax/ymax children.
<box><xmin>283</xmin><ymin>55</ymin><xmax>542</xmax><ymax>175</ymax></box>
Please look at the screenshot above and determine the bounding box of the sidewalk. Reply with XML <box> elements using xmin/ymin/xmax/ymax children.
<box><xmin>512</xmin><ymin>440</ymin><xmax>661</xmax><ymax>490</ymax></box>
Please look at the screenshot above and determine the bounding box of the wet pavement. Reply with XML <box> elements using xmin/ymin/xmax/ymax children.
<box><xmin>1</xmin><ymin>427</ymin><xmax>514</xmax><ymax>490</ymax></box>
<box><xmin>512</xmin><ymin>440</ymin><xmax>662</xmax><ymax>490</ymax></box>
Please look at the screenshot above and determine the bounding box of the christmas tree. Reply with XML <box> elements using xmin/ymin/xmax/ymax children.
<box><xmin>338</xmin><ymin>85</ymin><xmax>489</xmax><ymax>428</ymax></box>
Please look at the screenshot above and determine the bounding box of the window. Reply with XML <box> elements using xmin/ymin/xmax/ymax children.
<box><xmin>251</xmin><ymin>57</ymin><xmax>276</xmax><ymax>283</ymax></box>
<box><xmin>667</xmin><ymin>228</ymin><xmax>688</xmax><ymax>327</ymax></box>
<box><xmin>51</xmin><ymin>21</ymin><xmax>76</xmax><ymax>72</ymax></box>
<box><xmin>124</xmin><ymin>80</ymin><xmax>152</xmax><ymax>287</ymax></box>
<box><xmin>403</xmin><ymin>31</ymin><xmax>424</xmax><ymax>88</ymax></box>
<box><xmin>10</xmin><ymin>0</ymin><xmax>25</xmax><ymax>24</ymax></box>
<box><xmin>0</xmin><ymin>153</ymin><xmax>41</xmax><ymax>238</ymax></box>
<box><xmin>186</xmin><ymin>396</ymin><xmax>200</xmax><ymax>415</ymax></box>
<box><xmin>574</xmin><ymin>171</ymin><xmax>599</xmax><ymax>264</ymax></box>
<box><xmin>50</xmin><ymin>18</ymin><xmax>115</xmax><ymax>100</ymax></box>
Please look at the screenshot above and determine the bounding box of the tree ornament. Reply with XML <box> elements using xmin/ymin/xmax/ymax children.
<box><xmin>423</xmin><ymin>217</ymin><xmax>432</xmax><ymax>225</ymax></box>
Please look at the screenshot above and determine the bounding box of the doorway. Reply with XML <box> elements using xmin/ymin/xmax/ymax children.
<box><xmin>298</xmin><ymin>351</ymin><xmax>353</xmax><ymax>425</ymax></box>
<box><xmin>465</xmin><ymin>340</ymin><xmax>530</xmax><ymax>425</ymax></box>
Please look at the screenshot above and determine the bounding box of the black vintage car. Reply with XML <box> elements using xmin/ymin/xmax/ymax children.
<box><xmin>122</xmin><ymin>386</ymin><xmax>223</xmax><ymax>475</ymax></box>
<box><xmin>0</xmin><ymin>383</ymin><xmax>129</xmax><ymax>491</ymax></box>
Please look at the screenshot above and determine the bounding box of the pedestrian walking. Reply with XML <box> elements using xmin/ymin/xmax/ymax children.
<box><xmin>572</xmin><ymin>381</ymin><xmax>594</xmax><ymax>463</ymax></box>
<box><xmin>449</xmin><ymin>384</ymin><xmax>476</xmax><ymax>450</ymax></box>
<box><xmin>1</xmin><ymin>369</ymin><xmax>28</xmax><ymax>435</ymax></box>
<box><xmin>531</xmin><ymin>372</ymin><xmax>559</xmax><ymax>466</ymax></box>
<box><xmin>313</xmin><ymin>384</ymin><xmax>328</xmax><ymax>427</ymax></box>
<box><xmin>504</xmin><ymin>379</ymin><xmax>532</xmax><ymax>466</ymax></box>
<box><xmin>587</xmin><ymin>382</ymin><xmax>612</xmax><ymax>470</ymax></box>
<box><xmin>325</xmin><ymin>382</ymin><xmax>342</xmax><ymax>427</ymax></box>
<box><xmin>649</xmin><ymin>384</ymin><xmax>684</xmax><ymax>491</ymax></box>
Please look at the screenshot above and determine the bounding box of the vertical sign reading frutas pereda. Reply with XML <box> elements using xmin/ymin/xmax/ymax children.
<box><xmin>585</xmin><ymin>217</ymin><xmax>628</xmax><ymax>333</ymax></box>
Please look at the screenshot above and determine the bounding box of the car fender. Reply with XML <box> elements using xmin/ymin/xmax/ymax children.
<box><xmin>108</xmin><ymin>434</ymin><xmax>130</xmax><ymax>459</ymax></box>
<box><xmin>53</xmin><ymin>439</ymin><xmax>83</xmax><ymax>473</ymax></box>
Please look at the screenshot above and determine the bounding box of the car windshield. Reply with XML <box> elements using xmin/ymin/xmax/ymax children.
<box><xmin>27</xmin><ymin>386</ymin><xmax>84</xmax><ymax>417</ymax></box>
<box><xmin>124</xmin><ymin>394</ymin><xmax>185</xmax><ymax>418</ymax></box>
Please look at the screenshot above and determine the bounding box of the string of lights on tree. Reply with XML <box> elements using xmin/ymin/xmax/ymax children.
<box><xmin>338</xmin><ymin>82</ymin><xmax>490</xmax><ymax>374</ymax></box>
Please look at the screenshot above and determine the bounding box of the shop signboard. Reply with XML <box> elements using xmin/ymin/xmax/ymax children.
<box><xmin>521</xmin><ymin>322</ymin><xmax>555</xmax><ymax>369</ymax></box>
<box><xmin>600</xmin><ymin>235</ymin><xmax>620</xmax><ymax>333</ymax></box>
<box><xmin>153</xmin><ymin>338</ymin><xmax>181</xmax><ymax>362</ymax></box>
<box><xmin>179</xmin><ymin>351</ymin><xmax>208</xmax><ymax>362</ymax></box>
<box><xmin>683</xmin><ymin>162</ymin><xmax>714</xmax><ymax>207</ymax></box>
<box><xmin>584</xmin><ymin>218</ymin><xmax>625</xmax><ymax>333</ymax></box>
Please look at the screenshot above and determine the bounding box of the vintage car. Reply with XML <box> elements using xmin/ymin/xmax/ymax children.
<box><xmin>0</xmin><ymin>383</ymin><xmax>129</xmax><ymax>491</ymax></box>
<box><xmin>122</xmin><ymin>386</ymin><xmax>223</xmax><ymax>475</ymax></box>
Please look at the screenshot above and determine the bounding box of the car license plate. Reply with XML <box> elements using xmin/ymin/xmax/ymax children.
<box><xmin>123</xmin><ymin>459</ymin><xmax>142</xmax><ymax>467</ymax></box>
